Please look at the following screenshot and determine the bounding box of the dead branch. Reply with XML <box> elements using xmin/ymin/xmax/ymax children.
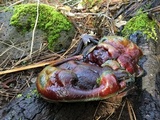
<box><xmin>0</xmin><ymin>55</ymin><xmax>83</xmax><ymax>75</ymax></box>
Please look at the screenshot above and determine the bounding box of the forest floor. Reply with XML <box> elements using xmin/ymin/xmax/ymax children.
<box><xmin>0</xmin><ymin>0</ymin><xmax>160</xmax><ymax>120</ymax></box>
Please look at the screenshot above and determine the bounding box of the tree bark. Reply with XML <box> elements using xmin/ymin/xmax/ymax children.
<box><xmin>0</xmin><ymin>83</ymin><xmax>99</xmax><ymax>120</ymax></box>
<box><xmin>136</xmin><ymin>40</ymin><xmax>160</xmax><ymax>120</ymax></box>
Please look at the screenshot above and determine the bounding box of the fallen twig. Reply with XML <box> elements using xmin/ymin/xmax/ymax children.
<box><xmin>127</xmin><ymin>100</ymin><xmax>137</xmax><ymax>120</ymax></box>
<box><xmin>144</xmin><ymin>5</ymin><xmax>160</xmax><ymax>13</ymax></box>
<box><xmin>29</xmin><ymin>0</ymin><xmax>40</xmax><ymax>57</ymax></box>
<box><xmin>118</xmin><ymin>99</ymin><xmax>126</xmax><ymax>120</ymax></box>
<box><xmin>7</xmin><ymin>0</ymin><xmax>24</xmax><ymax>8</ymax></box>
<box><xmin>0</xmin><ymin>55</ymin><xmax>83</xmax><ymax>75</ymax></box>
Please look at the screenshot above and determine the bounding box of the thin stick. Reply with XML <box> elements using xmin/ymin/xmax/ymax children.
<box><xmin>118</xmin><ymin>99</ymin><xmax>126</xmax><ymax>120</ymax></box>
<box><xmin>29</xmin><ymin>0</ymin><xmax>40</xmax><ymax>57</ymax></box>
<box><xmin>127</xmin><ymin>100</ymin><xmax>134</xmax><ymax>120</ymax></box>
<box><xmin>0</xmin><ymin>55</ymin><xmax>83</xmax><ymax>75</ymax></box>
<box><xmin>93</xmin><ymin>101</ymin><xmax>101</xmax><ymax>119</ymax></box>
<box><xmin>7</xmin><ymin>0</ymin><xmax>24</xmax><ymax>8</ymax></box>
<box><xmin>127</xmin><ymin>100</ymin><xmax>137</xmax><ymax>120</ymax></box>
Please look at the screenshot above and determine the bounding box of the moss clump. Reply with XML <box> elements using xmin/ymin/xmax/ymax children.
<box><xmin>17</xmin><ymin>94</ymin><xmax>22</xmax><ymax>98</ymax></box>
<box><xmin>10</xmin><ymin>4</ymin><xmax>72</xmax><ymax>50</ymax></box>
<box><xmin>122</xmin><ymin>12</ymin><xmax>157</xmax><ymax>40</ymax></box>
<box><xmin>26</xmin><ymin>89</ymin><xmax>39</xmax><ymax>98</ymax></box>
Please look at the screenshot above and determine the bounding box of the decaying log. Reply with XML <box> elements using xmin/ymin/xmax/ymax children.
<box><xmin>136</xmin><ymin>40</ymin><xmax>160</xmax><ymax>120</ymax></box>
<box><xmin>0</xmin><ymin>84</ymin><xmax>98</xmax><ymax>120</ymax></box>
<box><xmin>0</xmin><ymin>38</ymin><xmax>160</xmax><ymax>120</ymax></box>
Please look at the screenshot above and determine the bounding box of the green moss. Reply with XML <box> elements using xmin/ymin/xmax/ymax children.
<box><xmin>17</xmin><ymin>94</ymin><xmax>22</xmax><ymax>98</ymax></box>
<box><xmin>10</xmin><ymin>4</ymin><xmax>72</xmax><ymax>50</ymax></box>
<box><xmin>31</xmin><ymin>89</ymin><xmax>39</xmax><ymax>95</ymax></box>
<box><xmin>26</xmin><ymin>89</ymin><xmax>39</xmax><ymax>98</ymax></box>
<box><xmin>122</xmin><ymin>12</ymin><xmax>157</xmax><ymax>41</ymax></box>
